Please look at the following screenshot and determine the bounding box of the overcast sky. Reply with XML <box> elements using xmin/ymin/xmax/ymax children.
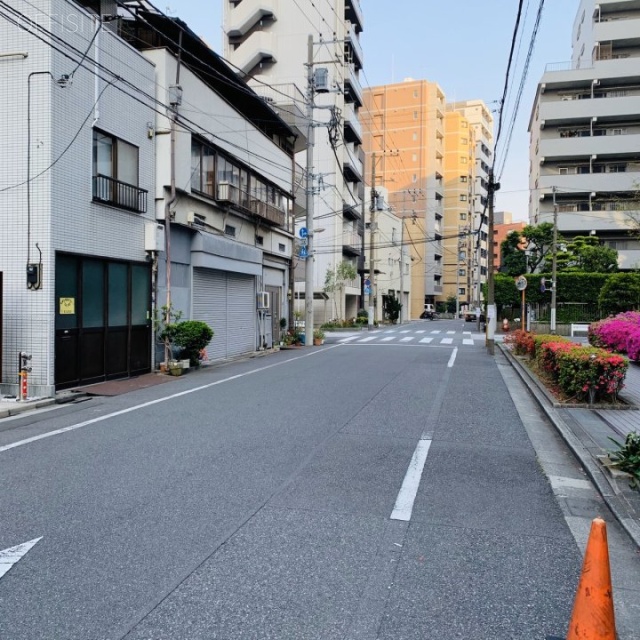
<box><xmin>175</xmin><ymin>1</ymin><xmax>580</xmax><ymax>221</ymax></box>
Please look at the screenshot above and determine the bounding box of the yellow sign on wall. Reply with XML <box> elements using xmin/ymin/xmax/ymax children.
<box><xmin>59</xmin><ymin>297</ymin><xmax>75</xmax><ymax>315</ymax></box>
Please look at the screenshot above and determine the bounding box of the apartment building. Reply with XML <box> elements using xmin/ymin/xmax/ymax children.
<box><xmin>447</xmin><ymin>100</ymin><xmax>493</xmax><ymax>302</ymax></box>
<box><xmin>443</xmin><ymin>109</ymin><xmax>475</xmax><ymax>313</ymax></box>
<box><xmin>492</xmin><ymin>212</ymin><xmax>527</xmax><ymax>270</ymax></box>
<box><xmin>362</xmin><ymin>80</ymin><xmax>446</xmax><ymax>319</ymax></box>
<box><xmin>529</xmin><ymin>0</ymin><xmax>640</xmax><ymax>269</ymax></box>
<box><xmin>223</xmin><ymin>0</ymin><xmax>365</xmax><ymax>324</ymax></box>
<box><xmin>0</xmin><ymin>0</ymin><xmax>297</xmax><ymax>396</ymax></box>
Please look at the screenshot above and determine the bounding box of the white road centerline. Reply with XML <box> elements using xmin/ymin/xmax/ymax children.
<box><xmin>0</xmin><ymin>348</ymin><xmax>337</xmax><ymax>455</ymax></box>
<box><xmin>448</xmin><ymin>348</ymin><xmax>458</xmax><ymax>368</ymax></box>
<box><xmin>391</xmin><ymin>439</ymin><xmax>432</xmax><ymax>521</ymax></box>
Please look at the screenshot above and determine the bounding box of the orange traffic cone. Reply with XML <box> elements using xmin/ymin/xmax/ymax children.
<box><xmin>566</xmin><ymin>517</ymin><xmax>616</xmax><ymax>640</ymax></box>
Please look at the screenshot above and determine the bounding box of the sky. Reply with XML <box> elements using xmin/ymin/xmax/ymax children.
<box><xmin>173</xmin><ymin>0</ymin><xmax>580</xmax><ymax>222</ymax></box>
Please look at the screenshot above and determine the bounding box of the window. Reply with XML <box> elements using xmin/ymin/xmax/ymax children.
<box><xmin>460</xmin><ymin>156</ymin><xmax>467</xmax><ymax>164</ymax></box>
<box><xmin>412</xmin><ymin>153</ymin><xmax>417</xmax><ymax>162</ymax></box>
<box><xmin>459</xmin><ymin>194</ymin><xmax>467</xmax><ymax>202</ymax></box>
<box><xmin>256</xmin><ymin>235</ymin><xmax>264</xmax><ymax>246</ymax></box>
<box><xmin>461</xmin><ymin>137</ymin><xmax>468</xmax><ymax>145</ymax></box>
<box><xmin>413</xmin><ymin>132</ymin><xmax>418</xmax><ymax>141</ymax></box>
<box><xmin>458</xmin><ymin>269</ymin><xmax>466</xmax><ymax>276</ymax></box>
<box><xmin>191</xmin><ymin>138</ymin><xmax>215</xmax><ymax>197</ymax></box>
<box><xmin>224</xmin><ymin>224</ymin><xmax>236</xmax><ymax>237</ymax></box>
<box><xmin>458</xmin><ymin>288</ymin><xmax>466</xmax><ymax>296</ymax></box>
<box><xmin>460</xmin><ymin>175</ymin><xmax>467</xmax><ymax>183</ymax></box>
<box><xmin>278</xmin><ymin>243</ymin><xmax>286</xmax><ymax>252</ymax></box>
<box><xmin>413</xmin><ymin>110</ymin><xmax>418</xmax><ymax>119</ymax></box>
<box><xmin>460</xmin><ymin>212</ymin><xmax>467</xmax><ymax>220</ymax></box>
<box><xmin>461</xmin><ymin>121</ymin><xmax>468</xmax><ymax>128</ymax></box>
<box><xmin>413</xmin><ymin>89</ymin><xmax>418</xmax><ymax>98</ymax></box>
<box><xmin>412</xmin><ymin>174</ymin><xmax>417</xmax><ymax>183</ymax></box>
<box><xmin>92</xmin><ymin>129</ymin><xmax>145</xmax><ymax>212</ymax></box>
<box><xmin>609</xmin><ymin>164</ymin><xmax>626</xmax><ymax>173</ymax></box>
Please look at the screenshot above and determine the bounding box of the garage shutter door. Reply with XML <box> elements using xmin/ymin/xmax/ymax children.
<box><xmin>193</xmin><ymin>268</ymin><xmax>255</xmax><ymax>360</ymax></box>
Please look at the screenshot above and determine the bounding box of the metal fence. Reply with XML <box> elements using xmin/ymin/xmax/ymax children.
<box><xmin>500</xmin><ymin>302</ymin><xmax>603</xmax><ymax>324</ymax></box>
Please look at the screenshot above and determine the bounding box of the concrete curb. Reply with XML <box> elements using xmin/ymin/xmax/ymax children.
<box><xmin>0</xmin><ymin>397</ymin><xmax>57</xmax><ymax>419</ymax></box>
<box><xmin>499</xmin><ymin>344</ymin><xmax>640</xmax><ymax>550</ymax></box>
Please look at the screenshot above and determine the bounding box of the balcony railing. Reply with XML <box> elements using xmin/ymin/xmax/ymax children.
<box><xmin>93</xmin><ymin>174</ymin><xmax>147</xmax><ymax>213</ymax></box>
<box><xmin>216</xmin><ymin>182</ymin><xmax>286</xmax><ymax>227</ymax></box>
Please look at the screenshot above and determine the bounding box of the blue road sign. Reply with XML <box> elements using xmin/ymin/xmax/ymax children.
<box><xmin>299</xmin><ymin>245</ymin><xmax>309</xmax><ymax>258</ymax></box>
<box><xmin>364</xmin><ymin>286</ymin><xmax>372</xmax><ymax>295</ymax></box>
<box><xmin>364</xmin><ymin>278</ymin><xmax>371</xmax><ymax>287</ymax></box>
<box><xmin>299</xmin><ymin>227</ymin><xmax>308</xmax><ymax>239</ymax></box>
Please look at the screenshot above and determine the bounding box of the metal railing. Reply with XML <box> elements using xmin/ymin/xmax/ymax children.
<box><xmin>92</xmin><ymin>174</ymin><xmax>147</xmax><ymax>213</ymax></box>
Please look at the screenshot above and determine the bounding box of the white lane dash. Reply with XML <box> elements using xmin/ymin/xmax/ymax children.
<box><xmin>448</xmin><ymin>347</ymin><xmax>458</xmax><ymax>368</ymax></box>
<box><xmin>441</xmin><ymin>338</ymin><xmax>453</xmax><ymax>345</ymax></box>
<box><xmin>463</xmin><ymin>331</ymin><xmax>471</xmax><ymax>335</ymax></box>
<box><xmin>358</xmin><ymin>336</ymin><xmax>377</xmax><ymax>343</ymax></box>
<box><xmin>463</xmin><ymin>339</ymin><xmax>474</xmax><ymax>346</ymax></box>
<box><xmin>391</xmin><ymin>439</ymin><xmax>432</xmax><ymax>521</ymax></box>
<box><xmin>446</xmin><ymin>331</ymin><xmax>455</xmax><ymax>335</ymax></box>
<box><xmin>400</xmin><ymin>337</ymin><xmax>414</xmax><ymax>342</ymax></box>
<box><xmin>415</xmin><ymin>330</ymin><xmax>425</xmax><ymax>334</ymax></box>
<box><xmin>400</xmin><ymin>330</ymin><xmax>411</xmax><ymax>334</ymax></box>
<box><xmin>339</xmin><ymin>336</ymin><xmax>358</xmax><ymax>343</ymax></box>
<box><xmin>419</xmin><ymin>337</ymin><xmax>433</xmax><ymax>344</ymax></box>
<box><xmin>0</xmin><ymin>537</ymin><xmax>42</xmax><ymax>580</ymax></box>
<box><xmin>384</xmin><ymin>330</ymin><xmax>396</xmax><ymax>334</ymax></box>
<box><xmin>381</xmin><ymin>336</ymin><xmax>395</xmax><ymax>342</ymax></box>
<box><xmin>430</xmin><ymin>330</ymin><xmax>441</xmax><ymax>334</ymax></box>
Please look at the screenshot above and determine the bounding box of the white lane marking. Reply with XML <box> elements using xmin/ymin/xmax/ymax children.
<box><xmin>446</xmin><ymin>331</ymin><xmax>455</xmax><ymax>335</ymax></box>
<box><xmin>0</xmin><ymin>348</ymin><xmax>337</xmax><ymax>454</ymax></box>
<box><xmin>381</xmin><ymin>336</ymin><xmax>395</xmax><ymax>342</ymax></box>
<box><xmin>339</xmin><ymin>336</ymin><xmax>358</xmax><ymax>343</ymax></box>
<box><xmin>463</xmin><ymin>339</ymin><xmax>474</xmax><ymax>346</ymax></box>
<box><xmin>358</xmin><ymin>336</ymin><xmax>377</xmax><ymax>343</ymax></box>
<box><xmin>430</xmin><ymin>330</ymin><xmax>441</xmax><ymax>334</ymax></box>
<box><xmin>400</xmin><ymin>330</ymin><xmax>411</xmax><ymax>334</ymax></box>
<box><xmin>415</xmin><ymin>330</ymin><xmax>425</xmax><ymax>334</ymax></box>
<box><xmin>400</xmin><ymin>337</ymin><xmax>414</xmax><ymax>342</ymax></box>
<box><xmin>419</xmin><ymin>337</ymin><xmax>433</xmax><ymax>344</ymax></box>
<box><xmin>384</xmin><ymin>330</ymin><xmax>396</xmax><ymax>334</ymax></box>
<box><xmin>547</xmin><ymin>476</ymin><xmax>593</xmax><ymax>491</ymax></box>
<box><xmin>391</xmin><ymin>440</ymin><xmax>432</xmax><ymax>521</ymax></box>
<box><xmin>463</xmin><ymin>331</ymin><xmax>471</xmax><ymax>335</ymax></box>
<box><xmin>448</xmin><ymin>348</ymin><xmax>458</xmax><ymax>368</ymax></box>
<box><xmin>441</xmin><ymin>338</ymin><xmax>453</xmax><ymax>345</ymax></box>
<box><xmin>0</xmin><ymin>537</ymin><xmax>42</xmax><ymax>580</ymax></box>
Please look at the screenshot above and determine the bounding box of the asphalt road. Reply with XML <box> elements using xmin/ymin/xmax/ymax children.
<box><xmin>0</xmin><ymin>318</ymin><xmax>617</xmax><ymax>639</ymax></box>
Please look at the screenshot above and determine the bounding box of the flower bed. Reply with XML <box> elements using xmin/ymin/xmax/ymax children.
<box><xmin>505</xmin><ymin>330</ymin><xmax>628</xmax><ymax>404</ymax></box>
<box><xmin>589</xmin><ymin>311</ymin><xmax>640</xmax><ymax>360</ymax></box>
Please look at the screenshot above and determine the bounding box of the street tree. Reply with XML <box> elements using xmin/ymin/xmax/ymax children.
<box><xmin>500</xmin><ymin>223</ymin><xmax>554</xmax><ymax>275</ymax></box>
<box><xmin>555</xmin><ymin>235</ymin><xmax>619</xmax><ymax>273</ymax></box>
<box><xmin>500</xmin><ymin>231</ymin><xmax>528</xmax><ymax>276</ymax></box>
<box><xmin>323</xmin><ymin>261</ymin><xmax>357</xmax><ymax>320</ymax></box>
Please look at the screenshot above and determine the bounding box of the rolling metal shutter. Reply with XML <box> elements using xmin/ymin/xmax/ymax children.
<box><xmin>192</xmin><ymin>268</ymin><xmax>255</xmax><ymax>360</ymax></box>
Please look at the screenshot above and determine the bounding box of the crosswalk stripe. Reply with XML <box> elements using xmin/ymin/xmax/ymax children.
<box><xmin>339</xmin><ymin>336</ymin><xmax>358</xmax><ymax>342</ymax></box>
<box><xmin>431</xmin><ymin>330</ymin><xmax>441</xmax><ymax>334</ymax></box>
<box><xmin>419</xmin><ymin>337</ymin><xmax>433</xmax><ymax>344</ymax></box>
<box><xmin>463</xmin><ymin>339</ymin><xmax>474</xmax><ymax>345</ymax></box>
<box><xmin>381</xmin><ymin>336</ymin><xmax>395</xmax><ymax>342</ymax></box>
<box><xmin>415</xmin><ymin>330</ymin><xmax>425</xmax><ymax>334</ymax></box>
<box><xmin>384</xmin><ymin>330</ymin><xmax>395</xmax><ymax>334</ymax></box>
<box><xmin>463</xmin><ymin>331</ymin><xmax>471</xmax><ymax>335</ymax></box>
<box><xmin>400</xmin><ymin>330</ymin><xmax>410</xmax><ymax>334</ymax></box>
<box><xmin>441</xmin><ymin>338</ymin><xmax>453</xmax><ymax>344</ymax></box>
<box><xmin>400</xmin><ymin>337</ymin><xmax>414</xmax><ymax>342</ymax></box>
<box><xmin>359</xmin><ymin>336</ymin><xmax>377</xmax><ymax>342</ymax></box>
<box><xmin>446</xmin><ymin>331</ymin><xmax>455</xmax><ymax>335</ymax></box>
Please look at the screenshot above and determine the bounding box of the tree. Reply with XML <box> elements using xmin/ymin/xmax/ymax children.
<box><xmin>323</xmin><ymin>261</ymin><xmax>357</xmax><ymax>320</ymax></box>
<box><xmin>444</xmin><ymin>295</ymin><xmax>457</xmax><ymax>314</ymax></box>
<box><xmin>598</xmin><ymin>273</ymin><xmax>640</xmax><ymax>314</ymax></box>
<box><xmin>500</xmin><ymin>223</ymin><xmax>554</xmax><ymax>275</ymax></box>
<box><xmin>555</xmin><ymin>235</ymin><xmax>619</xmax><ymax>273</ymax></box>
<box><xmin>383</xmin><ymin>294</ymin><xmax>402</xmax><ymax>324</ymax></box>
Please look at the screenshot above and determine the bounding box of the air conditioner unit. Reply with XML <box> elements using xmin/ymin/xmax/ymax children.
<box><xmin>257</xmin><ymin>291</ymin><xmax>270</xmax><ymax>310</ymax></box>
<box><xmin>217</xmin><ymin>182</ymin><xmax>233</xmax><ymax>202</ymax></box>
<box><xmin>144</xmin><ymin>222</ymin><xmax>165</xmax><ymax>252</ymax></box>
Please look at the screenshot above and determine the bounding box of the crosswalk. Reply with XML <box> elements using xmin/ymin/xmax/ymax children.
<box><xmin>334</xmin><ymin>329</ymin><xmax>483</xmax><ymax>347</ymax></box>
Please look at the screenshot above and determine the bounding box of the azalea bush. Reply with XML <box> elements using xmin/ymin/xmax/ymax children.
<box><xmin>589</xmin><ymin>311</ymin><xmax>640</xmax><ymax>359</ymax></box>
<box><xmin>504</xmin><ymin>329</ymin><xmax>535</xmax><ymax>356</ymax></box>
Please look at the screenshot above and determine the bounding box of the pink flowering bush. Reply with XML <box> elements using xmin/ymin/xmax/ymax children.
<box><xmin>536</xmin><ymin>341</ymin><xmax>578</xmax><ymax>378</ymax></box>
<box><xmin>626</xmin><ymin>326</ymin><xmax>640</xmax><ymax>361</ymax></box>
<box><xmin>589</xmin><ymin>312</ymin><xmax>640</xmax><ymax>359</ymax></box>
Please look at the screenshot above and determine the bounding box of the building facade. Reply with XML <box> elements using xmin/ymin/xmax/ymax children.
<box><xmin>223</xmin><ymin>0</ymin><xmax>366</xmax><ymax>324</ymax></box>
<box><xmin>362</xmin><ymin>80</ymin><xmax>446</xmax><ymax>319</ymax></box>
<box><xmin>529</xmin><ymin>0</ymin><xmax>640</xmax><ymax>269</ymax></box>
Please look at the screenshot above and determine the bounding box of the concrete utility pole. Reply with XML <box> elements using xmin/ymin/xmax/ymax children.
<box><xmin>368</xmin><ymin>153</ymin><xmax>376</xmax><ymax>330</ymax></box>
<box><xmin>304</xmin><ymin>34</ymin><xmax>315</xmax><ymax>345</ymax></box>
<box><xmin>550</xmin><ymin>186</ymin><xmax>558</xmax><ymax>334</ymax></box>
<box><xmin>486</xmin><ymin>170</ymin><xmax>499</xmax><ymax>355</ymax></box>
<box><xmin>399</xmin><ymin>218</ymin><xmax>405</xmax><ymax>324</ymax></box>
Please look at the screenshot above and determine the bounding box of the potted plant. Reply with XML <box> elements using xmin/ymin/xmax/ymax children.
<box><xmin>313</xmin><ymin>328</ymin><xmax>325</xmax><ymax>346</ymax></box>
<box><xmin>172</xmin><ymin>320</ymin><xmax>214</xmax><ymax>368</ymax></box>
<box><xmin>154</xmin><ymin>303</ymin><xmax>183</xmax><ymax>372</ymax></box>
<box><xmin>279</xmin><ymin>317</ymin><xmax>287</xmax><ymax>346</ymax></box>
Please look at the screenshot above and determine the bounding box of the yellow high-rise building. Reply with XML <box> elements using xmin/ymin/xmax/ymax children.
<box><xmin>362</xmin><ymin>80</ymin><xmax>446</xmax><ymax>320</ymax></box>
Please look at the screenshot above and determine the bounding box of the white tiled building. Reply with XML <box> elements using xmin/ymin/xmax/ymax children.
<box><xmin>529</xmin><ymin>0</ymin><xmax>640</xmax><ymax>269</ymax></box>
<box><xmin>223</xmin><ymin>0</ymin><xmax>366</xmax><ymax>324</ymax></box>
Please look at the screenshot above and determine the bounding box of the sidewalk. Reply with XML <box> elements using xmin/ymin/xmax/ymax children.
<box><xmin>500</xmin><ymin>344</ymin><xmax>640</xmax><ymax>549</ymax></box>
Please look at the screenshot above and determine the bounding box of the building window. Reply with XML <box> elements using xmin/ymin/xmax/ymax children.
<box><xmin>413</xmin><ymin>110</ymin><xmax>418</xmax><ymax>120</ymax></box>
<box><xmin>461</xmin><ymin>121</ymin><xmax>468</xmax><ymax>128</ymax></box>
<box><xmin>460</xmin><ymin>212</ymin><xmax>467</xmax><ymax>220</ymax></box>
<box><xmin>413</xmin><ymin>89</ymin><xmax>418</xmax><ymax>98</ymax></box>
<box><xmin>278</xmin><ymin>243</ymin><xmax>286</xmax><ymax>252</ymax></box>
<box><xmin>92</xmin><ymin>129</ymin><xmax>146</xmax><ymax>213</ymax></box>
<box><xmin>458</xmin><ymin>288</ymin><xmax>466</xmax><ymax>296</ymax></box>
<box><xmin>460</xmin><ymin>156</ymin><xmax>467</xmax><ymax>164</ymax></box>
<box><xmin>413</xmin><ymin>132</ymin><xmax>418</xmax><ymax>141</ymax></box>
<box><xmin>459</xmin><ymin>194</ymin><xmax>467</xmax><ymax>202</ymax></box>
<box><xmin>412</xmin><ymin>153</ymin><xmax>417</xmax><ymax>162</ymax></box>
<box><xmin>460</xmin><ymin>175</ymin><xmax>467</xmax><ymax>183</ymax></box>
<box><xmin>461</xmin><ymin>137</ymin><xmax>468</xmax><ymax>145</ymax></box>
<box><xmin>191</xmin><ymin>138</ymin><xmax>215</xmax><ymax>197</ymax></box>
<box><xmin>224</xmin><ymin>224</ymin><xmax>236</xmax><ymax>237</ymax></box>
<box><xmin>256</xmin><ymin>235</ymin><xmax>264</xmax><ymax>246</ymax></box>
<box><xmin>458</xmin><ymin>269</ymin><xmax>466</xmax><ymax>276</ymax></box>
<box><xmin>412</xmin><ymin>174</ymin><xmax>417</xmax><ymax>183</ymax></box>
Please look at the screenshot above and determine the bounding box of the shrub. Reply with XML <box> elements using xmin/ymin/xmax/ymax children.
<box><xmin>588</xmin><ymin>311</ymin><xmax>640</xmax><ymax>357</ymax></box>
<box><xmin>531</xmin><ymin>334</ymin><xmax>572</xmax><ymax>360</ymax></box>
<box><xmin>536</xmin><ymin>341</ymin><xmax>578</xmax><ymax>379</ymax></box>
<box><xmin>504</xmin><ymin>330</ymin><xmax>535</xmax><ymax>357</ymax></box>
<box><xmin>173</xmin><ymin>320</ymin><xmax>214</xmax><ymax>366</ymax></box>
<box><xmin>598</xmin><ymin>273</ymin><xmax>640</xmax><ymax>315</ymax></box>
<box><xmin>608</xmin><ymin>431</ymin><xmax>640</xmax><ymax>490</ymax></box>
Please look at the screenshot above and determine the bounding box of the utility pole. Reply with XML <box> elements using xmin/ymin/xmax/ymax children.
<box><xmin>368</xmin><ymin>153</ymin><xmax>376</xmax><ymax>330</ymax></box>
<box><xmin>486</xmin><ymin>170</ymin><xmax>499</xmax><ymax>355</ymax></box>
<box><xmin>304</xmin><ymin>34</ymin><xmax>315</xmax><ymax>345</ymax></box>
<box><xmin>551</xmin><ymin>186</ymin><xmax>558</xmax><ymax>334</ymax></box>
<box><xmin>399</xmin><ymin>218</ymin><xmax>405</xmax><ymax>324</ymax></box>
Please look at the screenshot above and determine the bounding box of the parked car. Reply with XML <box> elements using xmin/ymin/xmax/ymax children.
<box><xmin>464</xmin><ymin>311</ymin><xmax>486</xmax><ymax>323</ymax></box>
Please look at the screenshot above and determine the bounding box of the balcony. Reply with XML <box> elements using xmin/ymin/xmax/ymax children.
<box><xmin>343</xmin><ymin>142</ymin><xmax>363</xmax><ymax>183</ymax></box>
<box><xmin>539</xmin><ymin>95</ymin><xmax>640</xmax><ymax>126</ymax></box>
<box><xmin>593</xmin><ymin>18</ymin><xmax>640</xmax><ymax>47</ymax></box>
<box><xmin>93</xmin><ymin>174</ymin><xmax>147</xmax><ymax>213</ymax></box>
<box><xmin>344</xmin><ymin>0</ymin><xmax>363</xmax><ymax>33</ymax></box>
<box><xmin>232</xmin><ymin>31</ymin><xmax>276</xmax><ymax>76</ymax></box>
<box><xmin>539</xmin><ymin>170</ymin><xmax>640</xmax><ymax>193</ymax></box>
<box><xmin>342</xmin><ymin>230</ymin><xmax>362</xmax><ymax>256</ymax></box>
<box><xmin>344</xmin><ymin>63</ymin><xmax>363</xmax><ymax>107</ymax></box>
<box><xmin>343</xmin><ymin>198</ymin><xmax>361</xmax><ymax>220</ymax></box>
<box><xmin>343</xmin><ymin>101</ymin><xmax>362</xmax><ymax>145</ymax></box>
<box><xmin>226</xmin><ymin>0</ymin><xmax>276</xmax><ymax>37</ymax></box>
<box><xmin>249</xmin><ymin>198</ymin><xmax>285</xmax><ymax>226</ymax></box>
<box><xmin>540</xmin><ymin>132</ymin><xmax>640</xmax><ymax>160</ymax></box>
<box><xmin>216</xmin><ymin>183</ymin><xmax>286</xmax><ymax>227</ymax></box>
<box><xmin>345</xmin><ymin>22</ymin><xmax>363</xmax><ymax>70</ymax></box>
